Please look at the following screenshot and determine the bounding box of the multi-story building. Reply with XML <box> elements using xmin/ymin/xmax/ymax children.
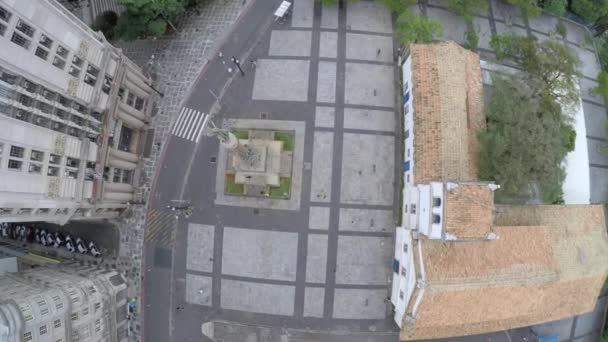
<box><xmin>0</xmin><ymin>262</ymin><xmax>128</xmax><ymax>342</ymax></box>
<box><xmin>0</xmin><ymin>0</ymin><xmax>155</xmax><ymax>224</ymax></box>
<box><xmin>391</xmin><ymin>42</ymin><xmax>608</xmax><ymax>340</ymax></box>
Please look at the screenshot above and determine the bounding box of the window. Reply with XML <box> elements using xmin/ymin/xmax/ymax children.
<box><xmin>23</xmin><ymin>332</ymin><xmax>32</xmax><ymax>342</ymax></box>
<box><xmin>82</xmin><ymin>307</ymin><xmax>89</xmax><ymax>316</ymax></box>
<box><xmin>54</xmin><ymin>319</ymin><xmax>62</xmax><ymax>328</ymax></box>
<box><xmin>0</xmin><ymin>71</ymin><xmax>16</xmax><ymax>85</ymax></box>
<box><xmin>56</xmin><ymin>109</ymin><xmax>69</xmax><ymax>119</ymax></box>
<box><xmin>39</xmin><ymin>34</ymin><xmax>53</xmax><ymax>48</ymax></box>
<box><xmin>410</xmin><ymin>204</ymin><xmax>416</xmax><ymax>214</ymax></box>
<box><xmin>94</xmin><ymin>302</ymin><xmax>101</xmax><ymax>311</ymax></box>
<box><xmin>37</xmin><ymin>101</ymin><xmax>53</xmax><ymax>114</ymax></box>
<box><xmin>0</xmin><ymin>23</ymin><xmax>6</xmax><ymax>37</ymax></box>
<box><xmin>126</xmin><ymin>92</ymin><xmax>135</xmax><ymax>106</ymax></box>
<box><xmin>73</xmin><ymin>102</ymin><xmax>87</xmax><ymax>115</ymax></box>
<box><xmin>404</xmin><ymin>129</ymin><xmax>409</xmax><ymax>139</ymax></box>
<box><xmin>71</xmin><ymin>312</ymin><xmax>78</xmax><ymax>321</ymax></box>
<box><xmin>52</xmin><ymin>56</ymin><xmax>66</xmax><ymax>70</ymax></box>
<box><xmin>56</xmin><ymin>45</ymin><xmax>69</xmax><ymax>58</ymax></box>
<box><xmin>66</xmin><ymin>169</ymin><xmax>78</xmax><ymax>178</ymax></box>
<box><xmin>134</xmin><ymin>97</ymin><xmax>145</xmax><ymax>111</ymax></box>
<box><xmin>72</xmin><ymin>55</ymin><xmax>84</xmax><ymax>67</ymax></box>
<box><xmin>84</xmin><ymin>74</ymin><xmax>96</xmax><ymax>86</ymax></box>
<box><xmin>118</xmin><ymin>87</ymin><xmax>125</xmax><ymax>100</ymax></box>
<box><xmin>406</xmin><ymin>174</ymin><xmax>410</xmax><ymax>183</ymax></box>
<box><xmin>11</xmin><ymin>32</ymin><xmax>30</xmax><ymax>49</ymax></box>
<box><xmin>122</xmin><ymin>170</ymin><xmax>132</xmax><ymax>184</ymax></box>
<box><xmin>49</xmin><ymin>154</ymin><xmax>61</xmax><ymax>164</ymax></box>
<box><xmin>432</xmin><ymin>214</ymin><xmax>441</xmax><ymax>224</ymax></box>
<box><xmin>47</xmin><ymin>166</ymin><xmax>59</xmax><ymax>176</ymax></box>
<box><xmin>404</xmin><ymin>204</ymin><xmax>408</xmax><ymax>213</ymax></box>
<box><xmin>102</xmin><ymin>75</ymin><xmax>112</xmax><ymax>94</ymax></box>
<box><xmin>39</xmin><ymin>324</ymin><xmax>47</xmax><ymax>335</ymax></box>
<box><xmin>433</xmin><ymin>197</ymin><xmax>441</xmax><ymax>207</ymax></box>
<box><xmin>10</xmin><ymin>146</ymin><xmax>23</xmax><ymax>158</ymax></box>
<box><xmin>86</xmin><ymin>64</ymin><xmax>99</xmax><ymax>77</ymax></box>
<box><xmin>0</xmin><ymin>5</ymin><xmax>12</xmax><ymax>23</ymax></box>
<box><xmin>41</xmin><ymin>88</ymin><xmax>56</xmax><ymax>101</ymax></box>
<box><xmin>28</xmin><ymin>163</ymin><xmax>41</xmax><ymax>174</ymax></box>
<box><xmin>58</xmin><ymin>95</ymin><xmax>71</xmax><ymax>108</ymax></box>
<box><xmin>36</xmin><ymin>298</ymin><xmax>46</xmax><ymax>307</ymax></box>
<box><xmin>16</xmin><ymin>19</ymin><xmax>34</xmax><ymax>37</ymax></box>
<box><xmin>68</xmin><ymin>65</ymin><xmax>80</xmax><ymax>78</ymax></box>
<box><xmin>401</xmin><ymin>266</ymin><xmax>406</xmax><ymax>277</ymax></box>
<box><xmin>403</xmin><ymin>243</ymin><xmax>408</xmax><ymax>253</ymax></box>
<box><xmin>19</xmin><ymin>304</ymin><xmax>33</xmax><ymax>321</ymax></box>
<box><xmin>66</xmin><ymin>157</ymin><xmax>79</xmax><ymax>168</ymax></box>
<box><xmin>19</xmin><ymin>94</ymin><xmax>33</xmax><ymax>107</ymax></box>
<box><xmin>89</xmin><ymin>286</ymin><xmax>97</xmax><ymax>294</ymax></box>
<box><xmin>399</xmin><ymin>291</ymin><xmax>404</xmax><ymax>299</ymax></box>
<box><xmin>22</xmin><ymin>79</ymin><xmax>37</xmax><ymax>93</ymax></box>
<box><xmin>407</xmin><ymin>148</ymin><xmax>410</xmax><ymax>157</ymax></box>
<box><xmin>35</xmin><ymin>46</ymin><xmax>49</xmax><ymax>60</ymax></box>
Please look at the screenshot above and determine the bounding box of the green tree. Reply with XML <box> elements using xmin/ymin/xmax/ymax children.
<box><xmin>115</xmin><ymin>0</ymin><xmax>185</xmax><ymax>40</ymax></box>
<box><xmin>570</xmin><ymin>0</ymin><xmax>608</xmax><ymax>25</ymax></box>
<box><xmin>395</xmin><ymin>11</ymin><xmax>443</xmax><ymax>46</ymax></box>
<box><xmin>507</xmin><ymin>0</ymin><xmax>542</xmax><ymax>17</ymax></box>
<box><xmin>478</xmin><ymin>77</ymin><xmax>571</xmax><ymax>203</ymax></box>
<box><xmin>448</xmin><ymin>0</ymin><xmax>488</xmax><ymax>24</ymax></box>
<box><xmin>542</xmin><ymin>0</ymin><xmax>567</xmax><ymax>16</ymax></box>
<box><xmin>92</xmin><ymin>11</ymin><xmax>118</xmax><ymax>39</ymax></box>
<box><xmin>490</xmin><ymin>33</ymin><xmax>581</xmax><ymax>107</ymax></box>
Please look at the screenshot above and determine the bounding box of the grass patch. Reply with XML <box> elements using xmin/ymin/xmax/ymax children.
<box><xmin>269</xmin><ymin>177</ymin><xmax>291</xmax><ymax>198</ymax></box>
<box><xmin>232</xmin><ymin>130</ymin><xmax>249</xmax><ymax>140</ymax></box>
<box><xmin>224</xmin><ymin>174</ymin><xmax>244</xmax><ymax>194</ymax></box>
<box><xmin>274</xmin><ymin>131</ymin><xmax>295</xmax><ymax>151</ymax></box>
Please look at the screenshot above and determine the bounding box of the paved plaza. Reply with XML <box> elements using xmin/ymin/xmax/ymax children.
<box><xmin>179</xmin><ymin>0</ymin><xmax>399</xmax><ymax>333</ymax></box>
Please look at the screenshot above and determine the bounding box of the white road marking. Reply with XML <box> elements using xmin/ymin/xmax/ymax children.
<box><xmin>171</xmin><ymin>107</ymin><xmax>209</xmax><ymax>142</ymax></box>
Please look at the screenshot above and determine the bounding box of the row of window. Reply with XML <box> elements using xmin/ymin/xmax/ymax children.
<box><xmin>1</xmin><ymin>143</ymin><xmax>84</xmax><ymax>177</ymax></box>
<box><xmin>403</xmin><ymin>204</ymin><xmax>442</xmax><ymax>224</ymax></box>
<box><xmin>0</xmin><ymin>7</ymin><xmax>107</xmax><ymax>90</ymax></box>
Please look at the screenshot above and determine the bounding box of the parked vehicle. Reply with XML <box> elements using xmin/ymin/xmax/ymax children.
<box><xmin>75</xmin><ymin>237</ymin><xmax>87</xmax><ymax>254</ymax></box>
<box><xmin>65</xmin><ymin>235</ymin><xmax>75</xmax><ymax>253</ymax></box>
<box><xmin>0</xmin><ymin>224</ymin><xmax>8</xmax><ymax>238</ymax></box>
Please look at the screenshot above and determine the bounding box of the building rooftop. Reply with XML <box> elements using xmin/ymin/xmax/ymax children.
<box><xmin>444</xmin><ymin>183</ymin><xmax>494</xmax><ymax>239</ymax></box>
<box><xmin>400</xmin><ymin>205</ymin><xmax>608</xmax><ymax>340</ymax></box>
<box><xmin>410</xmin><ymin>42</ymin><xmax>485</xmax><ymax>184</ymax></box>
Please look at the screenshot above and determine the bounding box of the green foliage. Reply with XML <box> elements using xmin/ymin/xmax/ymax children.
<box><xmin>274</xmin><ymin>131</ymin><xmax>295</xmax><ymax>151</ymax></box>
<box><xmin>115</xmin><ymin>0</ymin><xmax>185</xmax><ymax>40</ymax></box>
<box><xmin>269</xmin><ymin>177</ymin><xmax>292</xmax><ymax>198</ymax></box>
<box><xmin>448</xmin><ymin>0</ymin><xmax>488</xmax><ymax>24</ymax></box>
<box><xmin>554</xmin><ymin>20</ymin><xmax>567</xmax><ymax>37</ymax></box>
<box><xmin>565</xmin><ymin>128</ymin><xmax>576</xmax><ymax>152</ymax></box>
<box><xmin>598</xmin><ymin>40</ymin><xmax>608</xmax><ymax>71</ymax></box>
<box><xmin>478</xmin><ymin>78</ymin><xmax>569</xmax><ymax>203</ymax></box>
<box><xmin>224</xmin><ymin>174</ymin><xmax>244</xmax><ymax>194</ymax></box>
<box><xmin>231</xmin><ymin>130</ymin><xmax>249</xmax><ymax>140</ymax></box>
<box><xmin>92</xmin><ymin>11</ymin><xmax>118</xmax><ymax>39</ymax></box>
<box><xmin>382</xmin><ymin>0</ymin><xmax>414</xmax><ymax>14</ymax></box>
<box><xmin>543</xmin><ymin>0</ymin><xmax>567</xmax><ymax>16</ymax></box>
<box><xmin>506</xmin><ymin>0</ymin><xmax>542</xmax><ymax>17</ymax></box>
<box><xmin>321</xmin><ymin>0</ymin><xmax>359</xmax><ymax>6</ymax></box>
<box><xmin>396</xmin><ymin>11</ymin><xmax>443</xmax><ymax>46</ymax></box>
<box><xmin>594</xmin><ymin>71</ymin><xmax>608</xmax><ymax>104</ymax></box>
<box><xmin>490</xmin><ymin>33</ymin><xmax>581</xmax><ymax>107</ymax></box>
<box><xmin>464</xmin><ymin>29</ymin><xmax>479</xmax><ymax>50</ymax></box>
<box><xmin>570</xmin><ymin>0</ymin><xmax>608</xmax><ymax>24</ymax></box>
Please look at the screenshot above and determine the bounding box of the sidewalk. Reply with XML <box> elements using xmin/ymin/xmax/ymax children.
<box><xmin>110</xmin><ymin>1</ymin><xmax>251</xmax><ymax>340</ymax></box>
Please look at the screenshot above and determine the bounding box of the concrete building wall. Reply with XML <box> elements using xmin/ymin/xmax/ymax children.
<box><xmin>0</xmin><ymin>0</ymin><xmax>154</xmax><ymax>224</ymax></box>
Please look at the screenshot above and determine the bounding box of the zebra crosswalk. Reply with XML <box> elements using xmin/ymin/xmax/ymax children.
<box><xmin>171</xmin><ymin>107</ymin><xmax>209</xmax><ymax>143</ymax></box>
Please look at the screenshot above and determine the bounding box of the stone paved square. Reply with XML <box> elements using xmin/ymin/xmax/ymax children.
<box><xmin>583</xmin><ymin>102</ymin><xmax>608</xmax><ymax>138</ymax></box>
<box><xmin>590</xmin><ymin>167</ymin><xmax>608</xmax><ymax>203</ymax></box>
<box><xmin>336</xmin><ymin>236</ymin><xmax>392</xmax><ymax>285</ymax></box>
<box><xmin>317</xmin><ymin>61</ymin><xmax>337</xmax><ymax>103</ymax></box>
<box><xmin>564</xmin><ymin>20</ymin><xmax>591</xmax><ymax>46</ymax></box>
<box><xmin>222</xmin><ymin>227</ymin><xmax>298</xmax><ymax>281</ymax></box>
<box><xmin>345</xmin><ymin>63</ymin><xmax>394</xmax><ymax>108</ymax></box>
<box><xmin>292</xmin><ymin>0</ymin><xmax>314</xmax><ymax>28</ymax></box>
<box><xmin>185</xmin><ymin>274</ymin><xmax>212</xmax><ymax>306</ymax></box>
<box><xmin>339</xmin><ymin>208</ymin><xmax>393</xmax><ymax>232</ymax></box>
<box><xmin>311</xmin><ymin>131</ymin><xmax>334</xmax><ymax>202</ymax></box>
<box><xmin>427</xmin><ymin>7</ymin><xmax>466</xmax><ymax>45</ymax></box>
<box><xmin>306</xmin><ymin>234</ymin><xmax>328</xmax><ymax>283</ymax></box>
<box><xmin>304</xmin><ymin>287</ymin><xmax>325</xmax><ymax>318</ymax></box>
<box><xmin>346</xmin><ymin>1</ymin><xmax>392</xmax><ymax>34</ymax></box>
<box><xmin>346</xmin><ymin>33</ymin><xmax>393</xmax><ymax>62</ymax></box>
<box><xmin>473</xmin><ymin>16</ymin><xmax>493</xmax><ymax>50</ymax></box>
<box><xmin>221</xmin><ymin>279</ymin><xmax>295</xmax><ymax>315</ymax></box>
<box><xmin>320</xmin><ymin>31</ymin><xmax>338</xmax><ymax>58</ymax></box>
<box><xmin>340</xmin><ymin>133</ymin><xmax>394</xmax><ymax>205</ymax></box>
<box><xmin>269</xmin><ymin>30</ymin><xmax>312</xmax><ymax>57</ymax></box>
<box><xmin>309</xmin><ymin>206</ymin><xmax>330</xmax><ymax>229</ymax></box>
<box><xmin>496</xmin><ymin>21</ymin><xmax>527</xmax><ymax>37</ymax></box>
<box><xmin>580</xmin><ymin>78</ymin><xmax>603</xmax><ymax>104</ymax></box>
<box><xmin>587</xmin><ymin>140</ymin><xmax>608</xmax><ymax>166</ymax></box>
<box><xmin>333</xmin><ymin>289</ymin><xmax>388</xmax><ymax>319</ymax></box>
<box><xmin>577</xmin><ymin>49</ymin><xmax>601</xmax><ymax>78</ymax></box>
<box><xmin>528</xmin><ymin>14</ymin><xmax>559</xmax><ymax>34</ymax></box>
<box><xmin>315</xmin><ymin>106</ymin><xmax>335</xmax><ymax>128</ymax></box>
<box><xmin>252</xmin><ymin>59</ymin><xmax>310</xmax><ymax>102</ymax></box>
<box><xmin>186</xmin><ymin>224</ymin><xmax>214</xmax><ymax>273</ymax></box>
<box><xmin>343</xmin><ymin>108</ymin><xmax>395</xmax><ymax>132</ymax></box>
<box><xmin>321</xmin><ymin>5</ymin><xmax>339</xmax><ymax>29</ymax></box>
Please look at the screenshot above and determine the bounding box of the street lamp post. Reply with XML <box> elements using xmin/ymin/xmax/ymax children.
<box><xmin>231</xmin><ymin>56</ymin><xmax>245</xmax><ymax>76</ymax></box>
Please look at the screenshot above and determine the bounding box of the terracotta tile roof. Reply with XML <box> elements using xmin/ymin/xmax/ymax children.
<box><xmin>444</xmin><ymin>183</ymin><xmax>494</xmax><ymax>239</ymax></box>
<box><xmin>411</xmin><ymin>42</ymin><xmax>485</xmax><ymax>184</ymax></box>
<box><xmin>401</xmin><ymin>205</ymin><xmax>608</xmax><ymax>340</ymax></box>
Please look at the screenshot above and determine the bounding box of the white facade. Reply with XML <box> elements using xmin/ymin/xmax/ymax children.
<box><xmin>0</xmin><ymin>0</ymin><xmax>155</xmax><ymax>224</ymax></box>
<box><xmin>0</xmin><ymin>263</ymin><xmax>128</xmax><ymax>342</ymax></box>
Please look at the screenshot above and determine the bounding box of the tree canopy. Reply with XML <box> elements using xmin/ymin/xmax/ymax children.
<box><xmin>447</xmin><ymin>0</ymin><xmax>488</xmax><ymax>24</ymax></box>
<box><xmin>115</xmin><ymin>0</ymin><xmax>185</xmax><ymax>40</ymax></box>
<box><xmin>395</xmin><ymin>11</ymin><xmax>443</xmax><ymax>46</ymax></box>
<box><xmin>478</xmin><ymin>77</ymin><xmax>572</xmax><ymax>203</ymax></box>
<box><xmin>507</xmin><ymin>0</ymin><xmax>542</xmax><ymax>17</ymax></box>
